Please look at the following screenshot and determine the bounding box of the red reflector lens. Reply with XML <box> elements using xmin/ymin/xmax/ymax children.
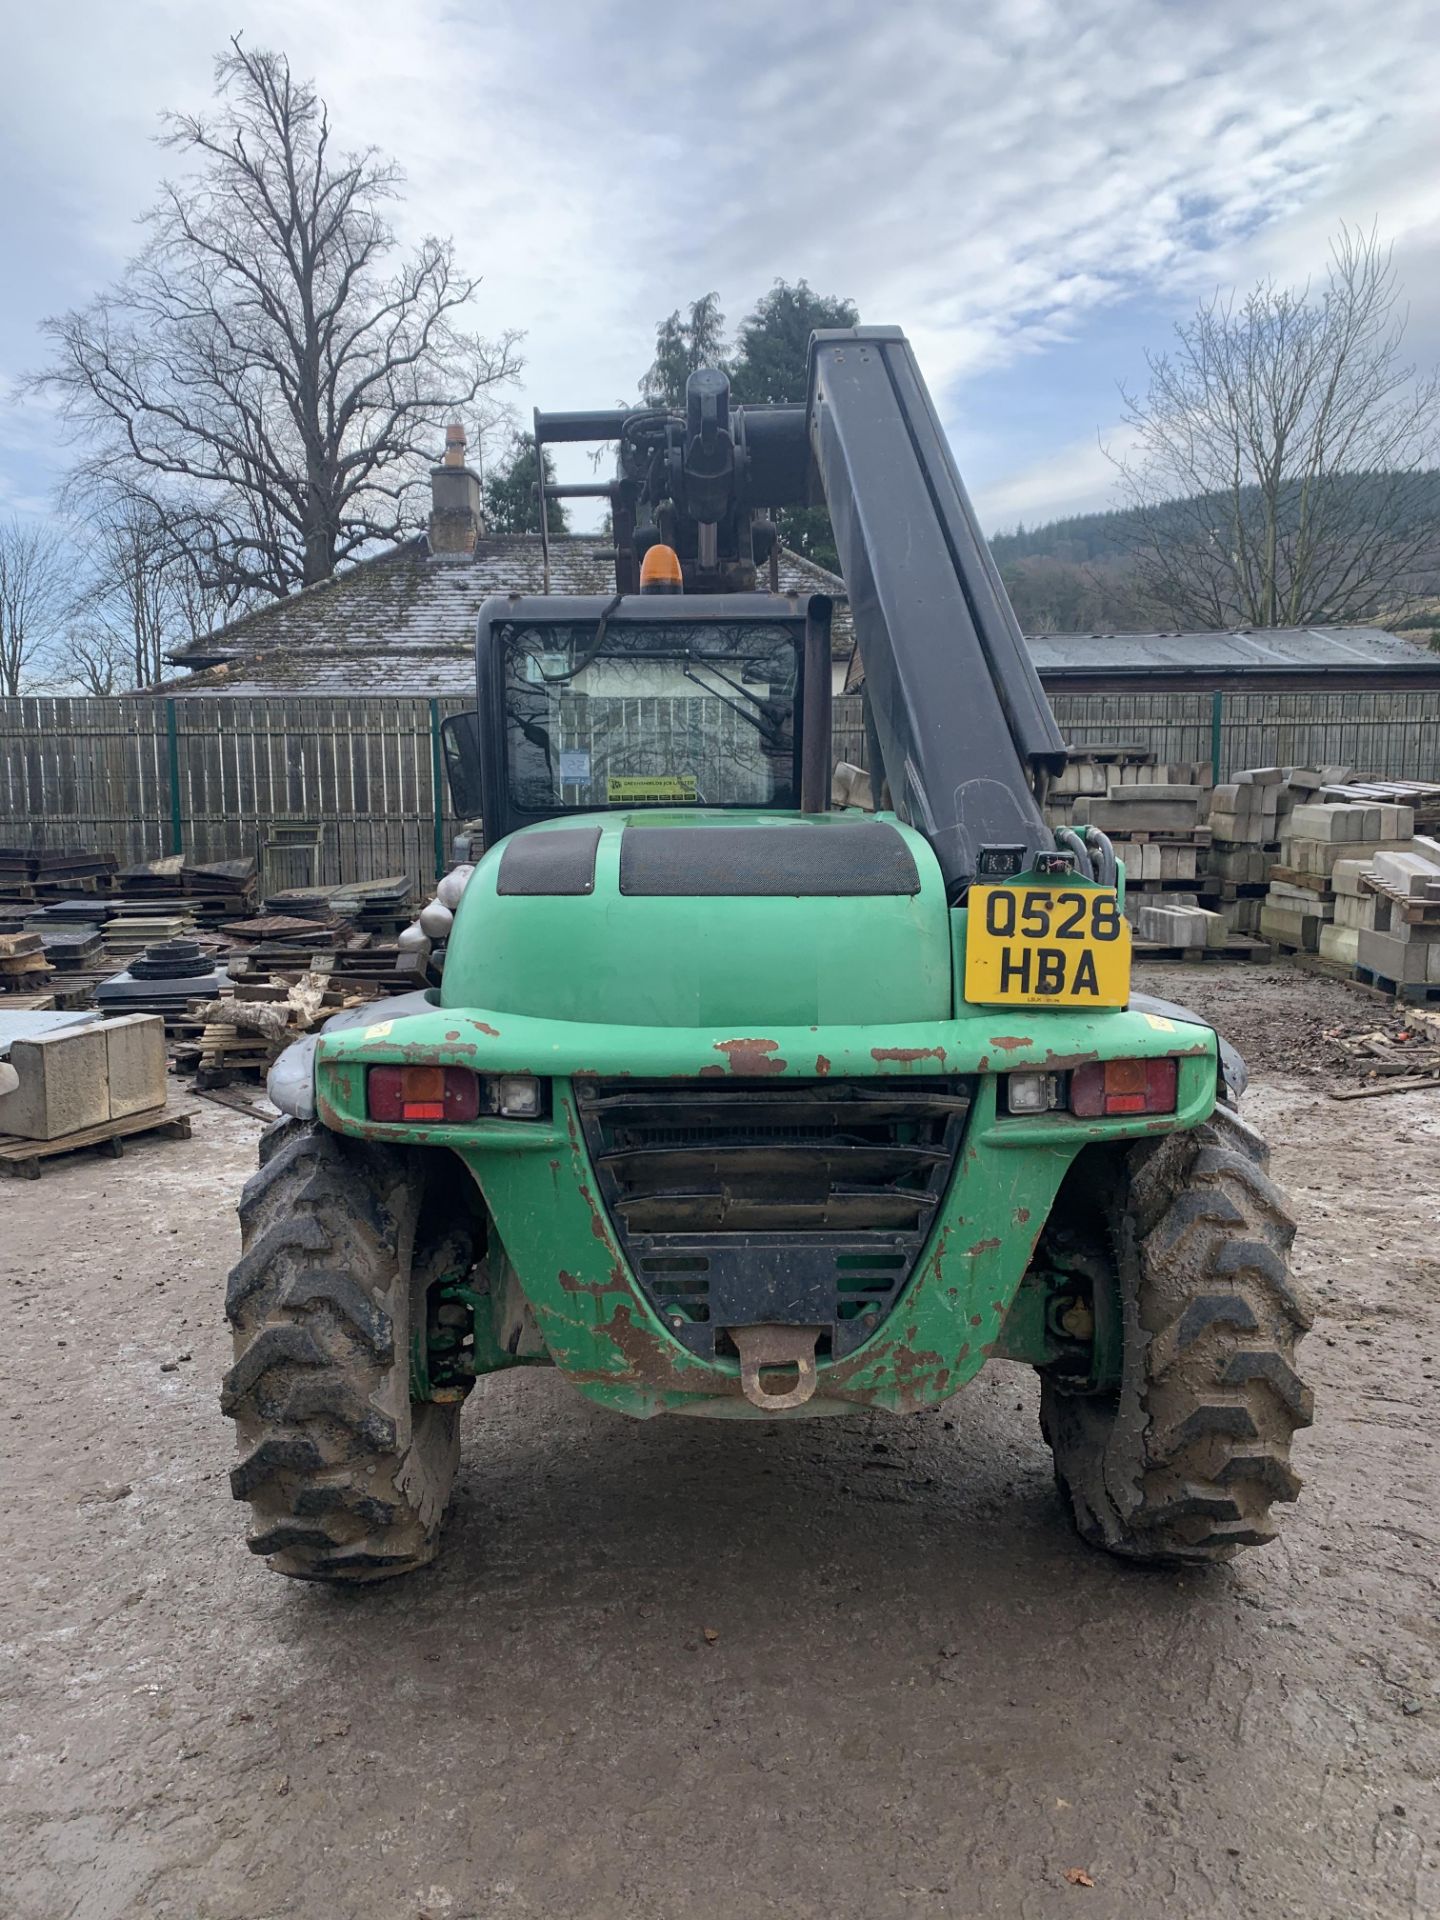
<box><xmin>366</xmin><ymin>1065</ymin><xmax>479</xmax><ymax>1123</ymax></box>
<box><xmin>1070</xmin><ymin>1057</ymin><xmax>1177</xmax><ymax>1118</ymax></box>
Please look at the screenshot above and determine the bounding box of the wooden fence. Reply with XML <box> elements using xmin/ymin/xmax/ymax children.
<box><xmin>0</xmin><ymin>696</ymin><xmax>472</xmax><ymax>892</ymax></box>
<box><xmin>3</xmin><ymin>689</ymin><xmax>1440</xmax><ymax>893</ymax></box>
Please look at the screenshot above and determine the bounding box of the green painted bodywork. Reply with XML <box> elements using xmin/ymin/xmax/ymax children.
<box><xmin>313</xmin><ymin>809</ymin><xmax>1219</xmax><ymax>1421</ymax></box>
<box><xmin>440</xmin><ymin>810</ymin><xmax>953</xmax><ymax>1028</ymax></box>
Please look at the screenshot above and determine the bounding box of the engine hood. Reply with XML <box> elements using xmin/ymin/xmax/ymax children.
<box><xmin>440</xmin><ymin>811</ymin><xmax>952</xmax><ymax>1028</ymax></box>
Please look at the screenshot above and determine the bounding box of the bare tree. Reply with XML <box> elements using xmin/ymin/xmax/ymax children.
<box><xmin>51</xmin><ymin>623</ymin><xmax>130</xmax><ymax>696</ymax></box>
<box><xmin>63</xmin><ymin>492</ymin><xmax>243</xmax><ymax>688</ymax></box>
<box><xmin>33</xmin><ymin>39</ymin><xmax>520</xmax><ymax>600</ymax></box>
<box><xmin>1110</xmin><ymin>228</ymin><xmax>1440</xmax><ymax>629</ymax></box>
<box><xmin>0</xmin><ymin>519</ymin><xmax>71</xmax><ymax>695</ymax></box>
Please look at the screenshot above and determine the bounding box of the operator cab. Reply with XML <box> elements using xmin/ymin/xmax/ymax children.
<box><xmin>442</xmin><ymin>586</ymin><xmax>833</xmax><ymax>848</ymax></box>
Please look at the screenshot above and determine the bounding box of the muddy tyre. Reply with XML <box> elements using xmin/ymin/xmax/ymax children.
<box><xmin>223</xmin><ymin>1118</ymin><xmax>467</xmax><ymax>1583</ymax></box>
<box><xmin>1041</xmin><ymin>1105</ymin><xmax>1312</xmax><ymax>1565</ymax></box>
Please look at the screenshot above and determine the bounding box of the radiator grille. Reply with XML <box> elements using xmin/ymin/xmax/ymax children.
<box><xmin>574</xmin><ymin>1077</ymin><xmax>971</xmax><ymax>1359</ymax></box>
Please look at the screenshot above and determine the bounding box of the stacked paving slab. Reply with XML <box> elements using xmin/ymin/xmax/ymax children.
<box><xmin>1048</xmin><ymin>750</ymin><xmax>1219</xmax><ymax>948</ymax></box>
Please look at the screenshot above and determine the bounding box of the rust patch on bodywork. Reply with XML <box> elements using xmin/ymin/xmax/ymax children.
<box><xmin>557</xmin><ymin>1267</ymin><xmax>624</xmax><ymax>1301</ymax></box>
<box><xmin>815</xmin><ymin>1054</ymin><xmax>832</xmax><ymax>1077</ymax></box>
<box><xmin>475</xmin><ymin>1022</ymin><xmax>500</xmax><ymax>1037</ymax></box>
<box><xmin>968</xmin><ymin>1237</ymin><xmax>1002</xmax><ymax>1256</ymax></box>
<box><xmin>575</xmin><ymin>1172</ymin><xmax>612</xmax><ymax>1246</ymax></box>
<box><xmin>714</xmin><ymin>1038</ymin><xmax>787</xmax><ymax>1075</ymax></box>
<box><xmin>989</xmin><ymin>1035</ymin><xmax>1031</xmax><ymax>1052</ymax></box>
<box><xmin>870</xmin><ymin>1046</ymin><xmax>946</xmax><ymax>1066</ymax></box>
<box><xmin>1013</xmin><ymin>1207</ymin><xmax>1031</xmax><ymax>1224</ymax></box>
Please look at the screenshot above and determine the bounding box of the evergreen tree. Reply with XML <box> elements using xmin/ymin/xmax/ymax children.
<box><xmin>729</xmin><ymin>280</ymin><xmax>859</xmax><ymax>573</ymax></box>
<box><xmin>639</xmin><ymin>295</ymin><xmax>727</xmax><ymax>409</ymax></box>
<box><xmin>483</xmin><ymin>432</ymin><xmax>568</xmax><ymax>536</ymax></box>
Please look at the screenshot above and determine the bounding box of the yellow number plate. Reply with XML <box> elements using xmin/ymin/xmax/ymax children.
<box><xmin>965</xmin><ymin>884</ymin><xmax>1131</xmax><ymax>1007</ymax></box>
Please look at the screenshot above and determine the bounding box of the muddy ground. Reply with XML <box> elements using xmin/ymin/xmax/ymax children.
<box><xmin>2</xmin><ymin>961</ymin><xmax>1437</xmax><ymax>1920</ymax></box>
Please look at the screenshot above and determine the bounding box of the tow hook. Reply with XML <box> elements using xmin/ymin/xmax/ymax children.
<box><xmin>730</xmin><ymin>1324</ymin><xmax>822</xmax><ymax>1411</ymax></box>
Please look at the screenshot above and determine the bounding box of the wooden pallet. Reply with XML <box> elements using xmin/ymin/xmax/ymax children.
<box><xmin>1266</xmin><ymin>865</ymin><xmax>1337</xmax><ymax>895</ymax></box>
<box><xmin>1132</xmin><ymin>937</ymin><xmax>1274</xmax><ymax>965</ymax></box>
<box><xmin>1282</xmin><ymin>948</ymin><xmax>1360</xmax><ymax>982</ymax></box>
<box><xmin>1354</xmin><ymin>965</ymin><xmax>1440</xmax><ymax>1005</ymax></box>
<box><xmin>1359</xmin><ymin>874</ymin><xmax>1440</xmax><ymax>927</ymax></box>
<box><xmin>1198</xmin><ymin>880</ymin><xmax>1269</xmax><ymax>902</ymax></box>
<box><xmin>0</xmin><ymin>1105</ymin><xmax>194</xmax><ymax>1179</ymax></box>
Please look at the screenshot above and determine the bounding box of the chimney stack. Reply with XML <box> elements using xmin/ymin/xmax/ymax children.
<box><xmin>429</xmin><ymin>422</ymin><xmax>484</xmax><ymax>554</ymax></box>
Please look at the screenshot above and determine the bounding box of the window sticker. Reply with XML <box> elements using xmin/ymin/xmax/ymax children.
<box><xmin>607</xmin><ymin>775</ymin><xmax>699</xmax><ymax>803</ymax></box>
<box><xmin>559</xmin><ymin>749</ymin><xmax>591</xmax><ymax>787</ymax></box>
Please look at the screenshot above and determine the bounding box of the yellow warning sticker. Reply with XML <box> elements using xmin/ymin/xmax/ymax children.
<box><xmin>364</xmin><ymin>1020</ymin><xmax>393</xmax><ymax>1041</ymax></box>
<box><xmin>607</xmin><ymin>775</ymin><xmax>698</xmax><ymax>803</ymax></box>
<box><xmin>1143</xmin><ymin>1013</ymin><xmax>1175</xmax><ymax>1032</ymax></box>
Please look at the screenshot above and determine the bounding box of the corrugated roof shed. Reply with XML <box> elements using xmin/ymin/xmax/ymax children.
<box><xmin>1031</xmin><ymin>626</ymin><xmax>1440</xmax><ymax>688</ymax></box>
<box><xmin>164</xmin><ymin>534</ymin><xmax>852</xmax><ymax>698</ymax></box>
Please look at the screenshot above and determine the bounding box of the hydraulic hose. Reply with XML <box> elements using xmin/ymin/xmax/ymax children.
<box><xmin>1054</xmin><ymin>827</ymin><xmax>1094</xmax><ymax>882</ymax></box>
<box><xmin>1084</xmin><ymin>827</ymin><xmax>1118</xmax><ymax>890</ymax></box>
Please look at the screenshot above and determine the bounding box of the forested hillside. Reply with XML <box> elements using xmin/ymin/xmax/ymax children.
<box><xmin>988</xmin><ymin>471</ymin><xmax>1440</xmax><ymax>632</ymax></box>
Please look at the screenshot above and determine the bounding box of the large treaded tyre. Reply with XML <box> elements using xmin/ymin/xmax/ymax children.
<box><xmin>222</xmin><ymin>1117</ymin><xmax>466</xmax><ymax>1583</ymax></box>
<box><xmin>1041</xmin><ymin>1105</ymin><xmax>1312</xmax><ymax>1565</ymax></box>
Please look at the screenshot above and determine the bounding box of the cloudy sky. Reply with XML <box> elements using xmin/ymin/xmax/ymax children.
<box><xmin>1</xmin><ymin>0</ymin><xmax>1437</xmax><ymax>536</ymax></box>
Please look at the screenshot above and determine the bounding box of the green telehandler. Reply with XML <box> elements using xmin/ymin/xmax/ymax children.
<box><xmin>223</xmin><ymin>328</ymin><xmax>1311</xmax><ymax>1581</ymax></box>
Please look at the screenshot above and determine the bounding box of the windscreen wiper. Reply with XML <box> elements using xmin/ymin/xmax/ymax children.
<box><xmin>681</xmin><ymin>659</ymin><xmax>792</xmax><ymax>749</ymax></box>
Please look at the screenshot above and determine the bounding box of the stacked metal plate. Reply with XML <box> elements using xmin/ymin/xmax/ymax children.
<box><xmin>95</xmin><ymin>938</ymin><xmax>230</xmax><ymax>1016</ymax></box>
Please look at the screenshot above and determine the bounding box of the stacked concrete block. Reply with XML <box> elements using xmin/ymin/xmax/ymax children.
<box><xmin>0</xmin><ymin>1024</ymin><xmax>111</xmax><ymax>1139</ymax></box>
<box><xmin>1371</xmin><ymin>850</ymin><xmax>1440</xmax><ymax>900</ymax></box>
<box><xmin>1052</xmin><ymin>756</ymin><xmax>1215</xmax><ymax>930</ymax></box>
<box><xmin>102</xmin><ymin>1014</ymin><xmax>169</xmax><ymax>1118</ymax></box>
<box><xmin>1323</xmin><ymin>860</ymin><xmax>1380</xmax><ymax>966</ymax></box>
<box><xmin>0</xmin><ymin>1012</ymin><xmax>168</xmax><ymax>1141</ymax></box>
<box><xmin>1208</xmin><ymin>769</ymin><xmax>1288</xmax><ymax>848</ymax></box>
<box><xmin>1355</xmin><ymin>845</ymin><xmax>1440</xmax><ymax>989</ymax></box>
<box><xmin>1132</xmin><ymin>902</ymin><xmax>1227</xmax><ymax>950</ymax></box>
<box><xmin>1257</xmin><ymin>786</ymin><xmax>1421</xmax><ymax>953</ymax></box>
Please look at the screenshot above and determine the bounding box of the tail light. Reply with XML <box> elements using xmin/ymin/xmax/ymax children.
<box><xmin>367</xmin><ymin>1065</ymin><xmax>480</xmax><ymax>1123</ymax></box>
<box><xmin>1070</xmin><ymin>1057</ymin><xmax>1177</xmax><ymax>1118</ymax></box>
<box><xmin>365</xmin><ymin>1066</ymin><xmax>545</xmax><ymax>1123</ymax></box>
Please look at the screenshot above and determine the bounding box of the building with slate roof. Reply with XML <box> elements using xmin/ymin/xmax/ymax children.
<box><xmin>160</xmin><ymin>428</ymin><xmax>1440</xmax><ymax>702</ymax></box>
<box><xmin>163</xmin><ymin>430</ymin><xmax>855</xmax><ymax>699</ymax></box>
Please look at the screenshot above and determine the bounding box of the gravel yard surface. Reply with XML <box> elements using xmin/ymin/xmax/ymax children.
<box><xmin>2</xmin><ymin>962</ymin><xmax>1437</xmax><ymax>1919</ymax></box>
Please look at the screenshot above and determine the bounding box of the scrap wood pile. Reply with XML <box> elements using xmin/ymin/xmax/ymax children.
<box><xmin>0</xmin><ymin>927</ymin><xmax>53</xmax><ymax>986</ymax></box>
<box><xmin>172</xmin><ymin>964</ymin><xmax>380</xmax><ymax>1087</ymax></box>
<box><xmin>1329</xmin><ymin>1004</ymin><xmax>1440</xmax><ymax>1100</ymax></box>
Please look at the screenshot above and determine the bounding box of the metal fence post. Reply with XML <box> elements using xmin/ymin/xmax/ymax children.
<box><xmin>1210</xmin><ymin>690</ymin><xmax>1224</xmax><ymax>784</ymax></box>
<box><xmin>166</xmin><ymin>698</ymin><xmax>184</xmax><ymax>856</ymax></box>
<box><xmin>429</xmin><ymin>699</ymin><xmax>446</xmax><ymax>880</ymax></box>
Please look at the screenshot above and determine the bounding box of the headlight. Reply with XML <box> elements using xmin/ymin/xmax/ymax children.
<box><xmin>1004</xmin><ymin>1070</ymin><xmax>1063</xmax><ymax>1114</ymax></box>
<box><xmin>491</xmin><ymin>1074</ymin><xmax>543</xmax><ymax>1118</ymax></box>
